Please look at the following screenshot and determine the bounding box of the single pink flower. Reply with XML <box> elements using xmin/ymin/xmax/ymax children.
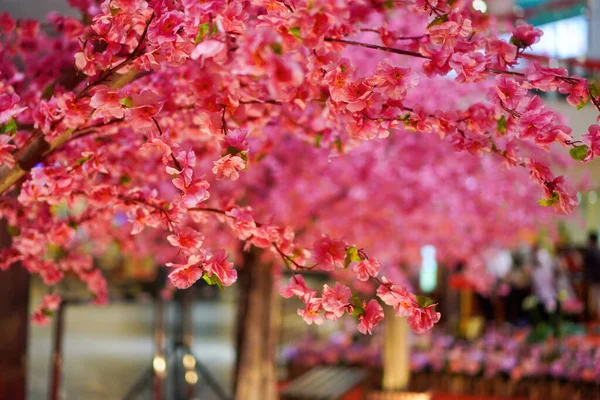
<box><xmin>148</xmin><ymin>11</ymin><xmax>187</xmax><ymax>45</ymax></box>
<box><xmin>298</xmin><ymin>295</ymin><xmax>324</xmax><ymax>325</ymax></box>
<box><xmin>367</xmin><ymin>60</ymin><xmax>418</xmax><ymax>100</ymax></box>
<box><xmin>167</xmin><ymin>227</ymin><xmax>204</xmax><ymax>252</ymax></box>
<box><xmin>322</xmin><ymin>282</ymin><xmax>351</xmax><ymax>320</ymax></box>
<box><xmin>512</xmin><ymin>23</ymin><xmax>543</xmax><ymax>48</ymax></box>
<box><xmin>313</xmin><ymin>235</ymin><xmax>346</xmax><ymax>271</ymax></box>
<box><xmin>407</xmin><ymin>304</ymin><xmax>441</xmax><ymax>334</ymax></box>
<box><xmin>0</xmin><ymin>135</ymin><xmax>16</xmax><ymax>168</ymax></box>
<box><xmin>90</xmin><ymin>86</ymin><xmax>124</xmax><ymax>122</ymax></box>
<box><xmin>357</xmin><ymin>299</ymin><xmax>384</xmax><ymax>335</ymax></box>
<box><xmin>353</xmin><ymin>258</ymin><xmax>380</xmax><ymax>281</ymax></box>
<box><xmin>167</xmin><ymin>254</ymin><xmax>204</xmax><ymax>289</ymax></box>
<box><xmin>204</xmin><ymin>249</ymin><xmax>237</xmax><ymax>287</ymax></box>
<box><xmin>280</xmin><ymin>275</ymin><xmax>315</xmax><ymax>300</ymax></box>
<box><xmin>212</xmin><ymin>154</ymin><xmax>245</xmax><ymax>180</ymax></box>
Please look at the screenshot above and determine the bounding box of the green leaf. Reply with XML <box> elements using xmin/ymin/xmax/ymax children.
<box><xmin>384</xmin><ymin>0</ymin><xmax>394</xmax><ymax>8</ymax></box>
<box><xmin>1</xmin><ymin>117</ymin><xmax>17</xmax><ymax>135</ymax></box>
<box><xmin>314</xmin><ymin>134</ymin><xmax>323</xmax><ymax>148</ymax></box>
<box><xmin>576</xmin><ymin>99</ymin><xmax>590</xmax><ymax>110</ymax></box>
<box><xmin>43</xmin><ymin>309</ymin><xmax>55</xmax><ymax>317</ymax></box>
<box><xmin>589</xmin><ymin>82</ymin><xmax>600</xmax><ymax>99</ymax></box>
<box><xmin>333</xmin><ymin>138</ymin><xmax>342</xmax><ymax>152</ymax></box>
<box><xmin>76</xmin><ymin>155</ymin><xmax>92</xmax><ymax>166</ymax></box>
<box><xmin>509</xmin><ymin>36</ymin><xmax>524</xmax><ymax>48</ymax></box>
<box><xmin>7</xmin><ymin>225</ymin><xmax>20</xmax><ymax>237</ymax></box>
<box><xmin>110</xmin><ymin>7</ymin><xmax>120</xmax><ymax>16</ymax></box>
<box><xmin>195</xmin><ymin>23</ymin><xmax>210</xmax><ymax>44</ymax></box>
<box><xmin>119</xmin><ymin>97</ymin><xmax>134</xmax><ymax>108</ymax></box>
<box><xmin>270</xmin><ymin>42</ymin><xmax>283</xmax><ymax>55</ymax></box>
<box><xmin>415</xmin><ymin>295</ymin><xmax>435</xmax><ymax>308</ymax></box>
<box><xmin>496</xmin><ymin>115</ymin><xmax>507</xmax><ymax>135</ymax></box>
<box><xmin>289</xmin><ymin>27</ymin><xmax>301</xmax><ymax>40</ymax></box>
<box><xmin>538</xmin><ymin>191</ymin><xmax>560</xmax><ymax>207</ymax></box>
<box><xmin>351</xmin><ymin>294</ymin><xmax>365</xmax><ymax>317</ymax></box>
<box><xmin>569</xmin><ymin>144</ymin><xmax>589</xmax><ymax>161</ymax></box>
<box><xmin>427</xmin><ymin>14</ymin><xmax>448</xmax><ymax>29</ymax></box>
<box><xmin>202</xmin><ymin>273</ymin><xmax>224</xmax><ymax>291</ymax></box>
<box><xmin>119</xmin><ymin>175</ymin><xmax>132</xmax><ymax>185</ymax></box>
<box><xmin>46</xmin><ymin>244</ymin><xmax>67</xmax><ymax>262</ymax></box>
<box><xmin>42</xmin><ymin>84</ymin><xmax>55</xmax><ymax>100</ymax></box>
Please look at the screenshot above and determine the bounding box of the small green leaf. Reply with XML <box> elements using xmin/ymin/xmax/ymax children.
<box><xmin>119</xmin><ymin>175</ymin><xmax>132</xmax><ymax>185</ymax></box>
<box><xmin>351</xmin><ymin>294</ymin><xmax>365</xmax><ymax>317</ymax></box>
<box><xmin>1</xmin><ymin>117</ymin><xmax>17</xmax><ymax>135</ymax></box>
<box><xmin>333</xmin><ymin>138</ymin><xmax>342</xmax><ymax>152</ymax></box>
<box><xmin>576</xmin><ymin>99</ymin><xmax>590</xmax><ymax>110</ymax></box>
<box><xmin>42</xmin><ymin>84</ymin><xmax>55</xmax><ymax>100</ymax></box>
<box><xmin>569</xmin><ymin>144</ymin><xmax>589</xmax><ymax>161</ymax></box>
<box><xmin>119</xmin><ymin>97</ymin><xmax>134</xmax><ymax>108</ymax></box>
<box><xmin>7</xmin><ymin>225</ymin><xmax>20</xmax><ymax>237</ymax></box>
<box><xmin>344</xmin><ymin>246</ymin><xmax>360</xmax><ymax>268</ymax></box>
<box><xmin>415</xmin><ymin>295</ymin><xmax>435</xmax><ymax>308</ymax></box>
<box><xmin>195</xmin><ymin>23</ymin><xmax>210</xmax><ymax>44</ymax></box>
<box><xmin>589</xmin><ymin>82</ymin><xmax>600</xmax><ymax>99</ymax></box>
<box><xmin>110</xmin><ymin>7</ymin><xmax>121</xmax><ymax>16</ymax></box>
<box><xmin>46</xmin><ymin>244</ymin><xmax>67</xmax><ymax>262</ymax></box>
<box><xmin>538</xmin><ymin>191</ymin><xmax>560</xmax><ymax>207</ymax></box>
<box><xmin>314</xmin><ymin>134</ymin><xmax>323</xmax><ymax>148</ymax></box>
<box><xmin>76</xmin><ymin>155</ymin><xmax>92</xmax><ymax>166</ymax></box>
<box><xmin>42</xmin><ymin>309</ymin><xmax>55</xmax><ymax>317</ymax></box>
<box><xmin>509</xmin><ymin>36</ymin><xmax>525</xmax><ymax>48</ymax></box>
<box><xmin>289</xmin><ymin>27</ymin><xmax>301</xmax><ymax>40</ymax></box>
<box><xmin>497</xmin><ymin>115</ymin><xmax>507</xmax><ymax>134</ymax></box>
<box><xmin>270</xmin><ymin>42</ymin><xmax>283</xmax><ymax>55</ymax></box>
<box><xmin>202</xmin><ymin>273</ymin><xmax>224</xmax><ymax>291</ymax></box>
<box><xmin>427</xmin><ymin>14</ymin><xmax>448</xmax><ymax>29</ymax></box>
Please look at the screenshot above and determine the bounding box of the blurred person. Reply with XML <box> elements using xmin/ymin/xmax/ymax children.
<box><xmin>530</xmin><ymin>243</ymin><xmax>557</xmax><ymax>315</ymax></box>
<box><xmin>584</xmin><ymin>231</ymin><xmax>600</xmax><ymax>321</ymax></box>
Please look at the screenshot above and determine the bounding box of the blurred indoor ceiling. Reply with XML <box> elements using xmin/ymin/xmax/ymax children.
<box><xmin>486</xmin><ymin>0</ymin><xmax>587</xmax><ymax>24</ymax></box>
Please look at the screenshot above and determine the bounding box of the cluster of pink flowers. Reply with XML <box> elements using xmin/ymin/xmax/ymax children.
<box><xmin>0</xmin><ymin>0</ymin><xmax>596</xmax><ymax>331</ymax></box>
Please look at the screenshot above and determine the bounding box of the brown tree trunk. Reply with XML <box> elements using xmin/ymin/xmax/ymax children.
<box><xmin>234</xmin><ymin>250</ymin><xmax>279</xmax><ymax>400</ymax></box>
<box><xmin>382</xmin><ymin>309</ymin><xmax>410</xmax><ymax>392</ymax></box>
<box><xmin>0</xmin><ymin>218</ymin><xmax>30</xmax><ymax>400</ymax></box>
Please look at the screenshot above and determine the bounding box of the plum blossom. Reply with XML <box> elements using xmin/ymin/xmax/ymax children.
<box><xmin>280</xmin><ymin>275</ymin><xmax>316</xmax><ymax>300</ymax></box>
<box><xmin>368</xmin><ymin>60</ymin><xmax>418</xmax><ymax>100</ymax></box>
<box><xmin>322</xmin><ymin>282</ymin><xmax>351</xmax><ymax>320</ymax></box>
<box><xmin>357</xmin><ymin>299</ymin><xmax>384</xmax><ymax>335</ymax></box>
<box><xmin>353</xmin><ymin>258</ymin><xmax>380</xmax><ymax>281</ymax></box>
<box><xmin>220</xmin><ymin>129</ymin><xmax>249</xmax><ymax>152</ymax></box>
<box><xmin>172</xmin><ymin>177</ymin><xmax>210</xmax><ymax>208</ymax></box>
<box><xmin>167</xmin><ymin>227</ymin><xmax>204</xmax><ymax>253</ymax></box>
<box><xmin>407</xmin><ymin>304</ymin><xmax>441</xmax><ymax>334</ymax></box>
<box><xmin>511</xmin><ymin>23</ymin><xmax>543</xmax><ymax>48</ymax></box>
<box><xmin>212</xmin><ymin>154</ymin><xmax>245</xmax><ymax>180</ymax></box>
<box><xmin>298</xmin><ymin>295</ymin><xmax>324</xmax><ymax>325</ymax></box>
<box><xmin>0</xmin><ymin>135</ymin><xmax>16</xmax><ymax>168</ymax></box>
<box><xmin>148</xmin><ymin>11</ymin><xmax>187</xmax><ymax>45</ymax></box>
<box><xmin>90</xmin><ymin>86</ymin><xmax>124</xmax><ymax>122</ymax></box>
<box><xmin>204</xmin><ymin>249</ymin><xmax>237</xmax><ymax>287</ymax></box>
<box><xmin>167</xmin><ymin>254</ymin><xmax>204</xmax><ymax>289</ymax></box>
<box><xmin>313</xmin><ymin>235</ymin><xmax>346</xmax><ymax>271</ymax></box>
<box><xmin>376</xmin><ymin>278</ymin><xmax>419</xmax><ymax>317</ymax></box>
<box><xmin>449</xmin><ymin>52</ymin><xmax>488</xmax><ymax>83</ymax></box>
<box><xmin>583</xmin><ymin>125</ymin><xmax>600</xmax><ymax>159</ymax></box>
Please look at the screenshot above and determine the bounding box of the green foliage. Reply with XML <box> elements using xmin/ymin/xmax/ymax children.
<box><xmin>415</xmin><ymin>295</ymin><xmax>435</xmax><ymax>308</ymax></box>
<box><xmin>195</xmin><ymin>23</ymin><xmax>210</xmax><ymax>44</ymax></box>
<box><xmin>7</xmin><ymin>225</ymin><xmax>20</xmax><ymax>237</ymax></box>
<box><xmin>344</xmin><ymin>246</ymin><xmax>361</xmax><ymax>268</ymax></box>
<box><xmin>496</xmin><ymin>115</ymin><xmax>507</xmax><ymax>135</ymax></box>
<box><xmin>1</xmin><ymin>117</ymin><xmax>17</xmax><ymax>135</ymax></box>
<box><xmin>569</xmin><ymin>144</ymin><xmax>589</xmax><ymax>161</ymax></box>
<box><xmin>289</xmin><ymin>27</ymin><xmax>301</xmax><ymax>39</ymax></box>
<box><xmin>76</xmin><ymin>155</ymin><xmax>93</xmax><ymax>166</ymax></box>
<box><xmin>538</xmin><ymin>191</ymin><xmax>560</xmax><ymax>207</ymax></box>
<box><xmin>202</xmin><ymin>273</ymin><xmax>224</xmax><ymax>291</ymax></box>
<box><xmin>119</xmin><ymin>175</ymin><xmax>132</xmax><ymax>185</ymax></box>
<box><xmin>119</xmin><ymin>97</ymin><xmax>134</xmax><ymax>108</ymax></box>
<box><xmin>270</xmin><ymin>42</ymin><xmax>283</xmax><ymax>55</ymax></box>
<box><xmin>427</xmin><ymin>14</ymin><xmax>449</xmax><ymax>29</ymax></box>
<box><xmin>351</xmin><ymin>294</ymin><xmax>365</xmax><ymax>317</ymax></box>
<box><xmin>314</xmin><ymin>134</ymin><xmax>323</xmax><ymax>148</ymax></box>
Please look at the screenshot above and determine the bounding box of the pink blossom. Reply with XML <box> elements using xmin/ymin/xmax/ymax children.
<box><xmin>280</xmin><ymin>275</ymin><xmax>315</xmax><ymax>300</ymax></box>
<box><xmin>322</xmin><ymin>282</ymin><xmax>351</xmax><ymax>320</ymax></box>
<box><xmin>172</xmin><ymin>177</ymin><xmax>210</xmax><ymax>207</ymax></box>
<box><xmin>326</xmin><ymin>59</ymin><xmax>355</xmax><ymax>102</ymax></box>
<box><xmin>57</xmin><ymin>92</ymin><xmax>92</xmax><ymax>128</ymax></box>
<box><xmin>225</xmin><ymin>207</ymin><xmax>257</xmax><ymax>240</ymax></box>
<box><xmin>220</xmin><ymin>129</ymin><xmax>249</xmax><ymax>152</ymax></box>
<box><xmin>512</xmin><ymin>23</ymin><xmax>543</xmax><ymax>48</ymax></box>
<box><xmin>429</xmin><ymin>17</ymin><xmax>472</xmax><ymax>49</ymax></box>
<box><xmin>140</xmin><ymin>138</ymin><xmax>173</xmax><ymax>165</ymax></box>
<box><xmin>583</xmin><ymin>124</ymin><xmax>600</xmax><ymax>158</ymax></box>
<box><xmin>0</xmin><ymin>93</ymin><xmax>27</xmax><ymax>124</ymax></box>
<box><xmin>32</xmin><ymin>309</ymin><xmax>50</xmax><ymax>326</ymax></box>
<box><xmin>313</xmin><ymin>235</ymin><xmax>346</xmax><ymax>271</ymax></box>
<box><xmin>167</xmin><ymin>254</ymin><xmax>204</xmax><ymax>289</ymax></box>
<box><xmin>376</xmin><ymin>279</ymin><xmax>418</xmax><ymax>317</ymax></box>
<box><xmin>367</xmin><ymin>61</ymin><xmax>418</xmax><ymax>100</ymax></box>
<box><xmin>357</xmin><ymin>299</ymin><xmax>384</xmax><ymax>335</ymax></box>
<box><xmin>298</xmin><ymin>295</ymin><xmax>324</xmax><ymax>325</ymax></box>
<box><xmin>486</xmin><ymin>39</ymin><xmax>518</xmax><ymax>68</ymax></box>
<box><xmin>525</xmin><ymin>63</ymin><xmax>567</xmax><ymax>92</ymax></box>
<box><xmin>558</xmin><ymin>77</ymin><xmax>589</xmax><ymax>107</ymax></box>
<box><xmin>167</xmin><ymin>227</ymin><xmax>204</xmax><ymax>252</ymax></box>
<box><xmin>449</xmin><ymin>52</ymin><xmax>488</xmax><ymax>83</ymax></box>
<box><xmin>39</xmin><ymin>261</ymin><xmax>64</xmax><ymax>285</ymax></box>
<box><xmin>40</xmin><ymin>294</ymin><xmax>62</xmax><ymax>311</ymax></box>
<box><xmin>353</xmin><ymin>258</ymin><xmax>380</xmax><ymax>281</ymax></box>
<box><xmin>167</xmin><ymin>148</ymin><xmax>196</xmax><ymax>185</ymax></box>
<box><xmin>0</xmin><ymin>135</ymin><xmax>16</xmax><ymax>168</ymax></box>
<box><xmin>488</xmin><ymin>75</ymin><xmax>527</xmax><ymax>109</ymax></box>
<box><xmin>205</xmin><ymin>249</ymin><xmax>237</xmax><ymax>287</ymax></box>
<box><xmin>90</xmin><ymin>86</ymin><xmax>124</xmax><ymax>122</ymax></box>
<box><xmin>148</xmin><ymin>11</ymin><xmax>187</xmax><ymax>45</ymax></box>
<box><xmin>407</xmin><ymin>304</ymin><xmax>441</xmax><ymax>334</ymax></box>
<box><xmin>212</xmin><ymin>154</ymin><xmax>245</xmax><ymax>180</ymax></box>
<box><xmin>190</xmin><ymin>40</ymin><xmax>227</xmax><ymax>63</ymax></box>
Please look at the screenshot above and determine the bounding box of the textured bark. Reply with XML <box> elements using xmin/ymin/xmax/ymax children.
<box><xmin>234</xmin><ymin>251</ymin><xmax>278</xmax><ymax>400</ymax></box>
<box><xmin>0</xmin><ymin>218</ymin><xmax>30</xmax><ymax>400</ymax></box>
<box><xmin>382</xmin><ymin>309</ymin><xmax>410</xmax><ymax>391</ymax></box>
